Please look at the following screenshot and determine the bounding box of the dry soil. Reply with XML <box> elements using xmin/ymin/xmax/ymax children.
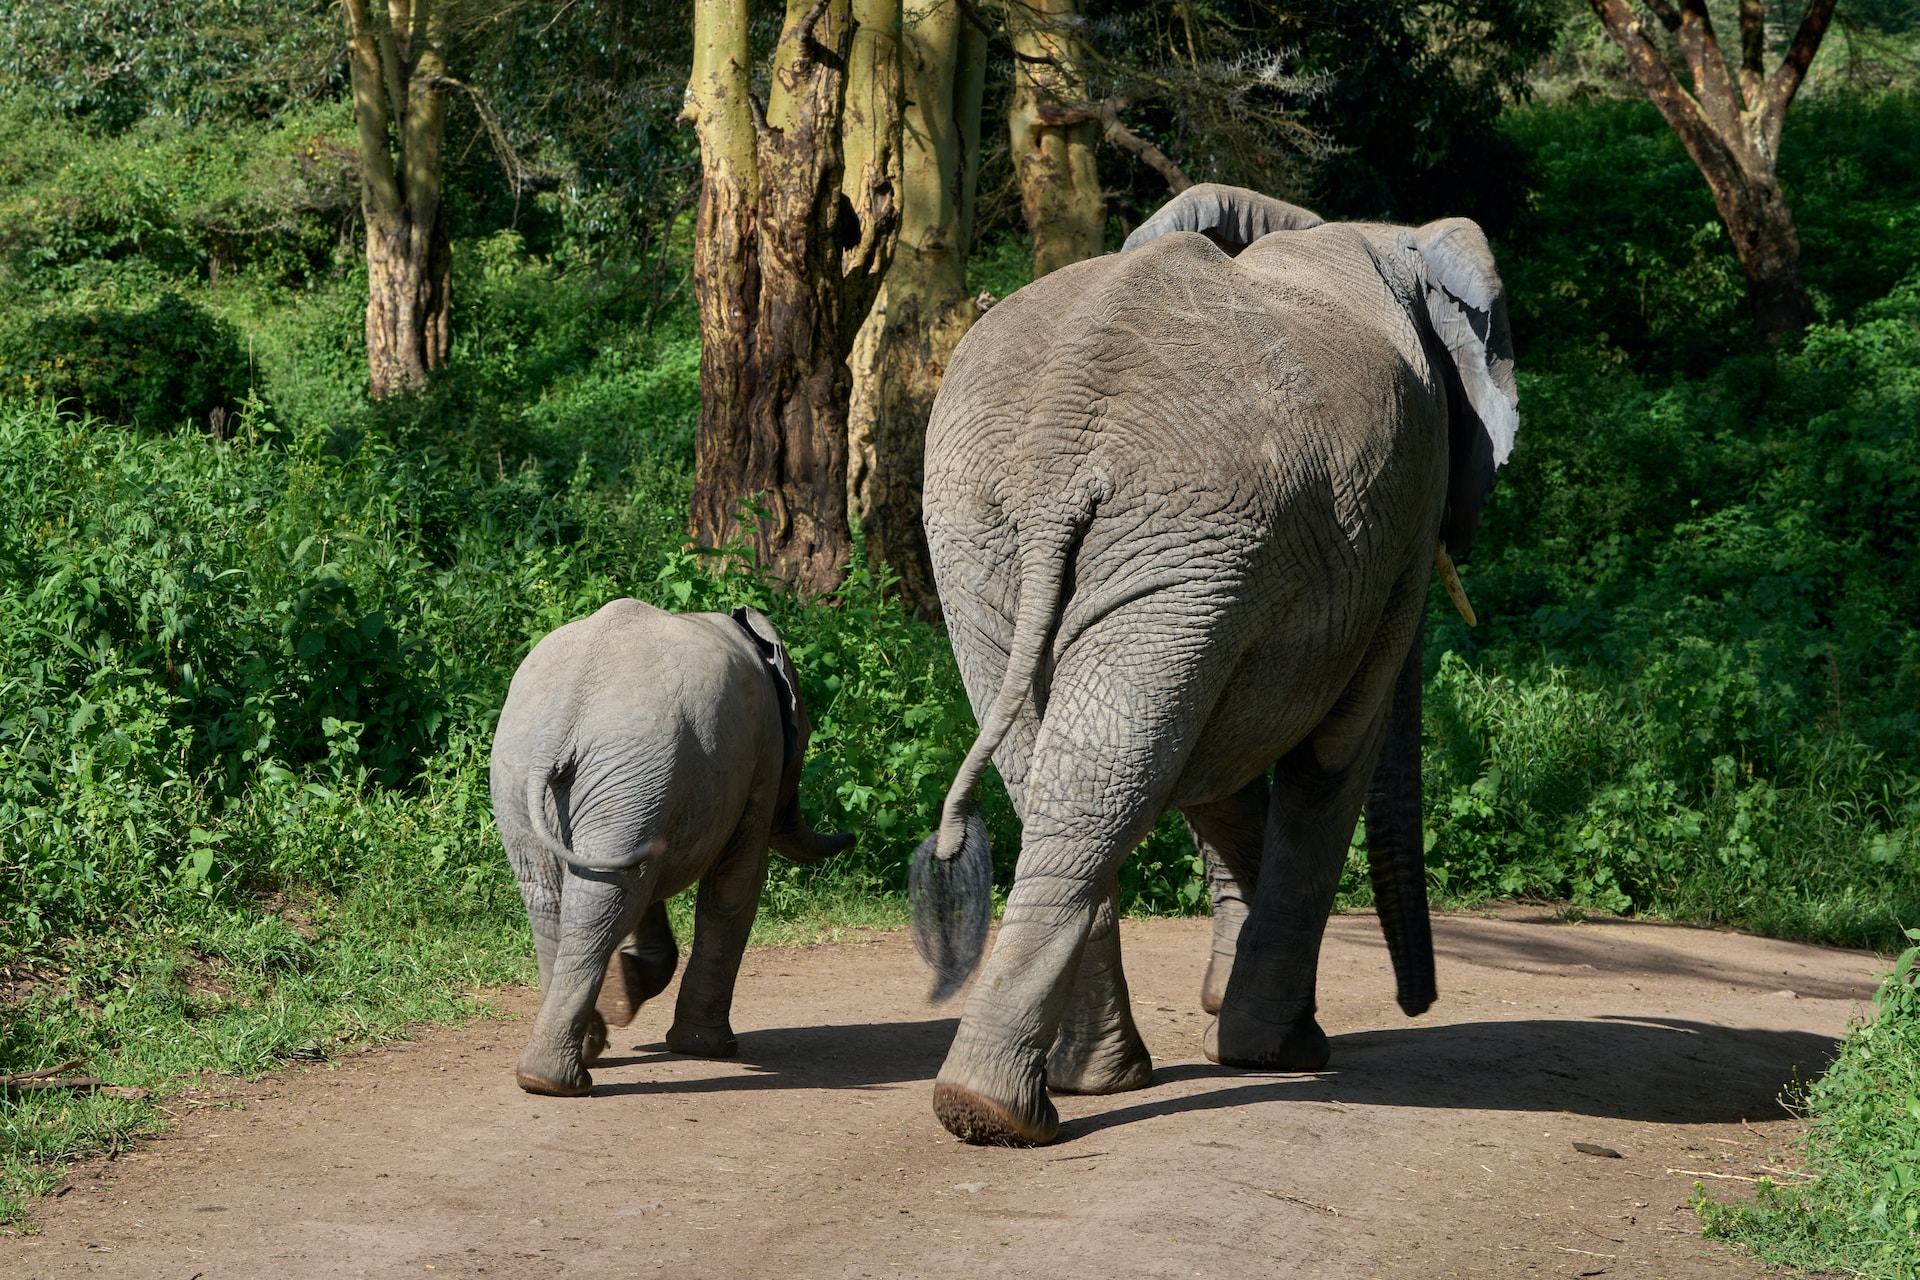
<box><xmin>6</xmin><ymin>909</ymin><xmax>1885</xmax><ymax>1279</ymax></box>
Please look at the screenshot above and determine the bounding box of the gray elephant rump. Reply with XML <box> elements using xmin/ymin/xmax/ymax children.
<box><xmin>925</xmin><ymin>230</ymin><xmax>1450</xmax><ymax>816</ymax></box>
<box><xmin>491</xmin><ymin>599</ymin><xmax>781</xmax><ymax>888</ymax></box>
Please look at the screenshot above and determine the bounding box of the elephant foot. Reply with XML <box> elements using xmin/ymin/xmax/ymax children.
<box><xmin>595</xmin><ymin>952</ymin><xmax>647</xmax><ymax>1029</ymax></box>
<box><xmin>665</xmin><ymin>1019</ymin><xmax>738</xmax><ymax>1059</ymax></box>
<box><xmin>515</xmin><ymin>1067</ymin><xmax>592</xmax><ymax>1097</ymax></box>
<box><xmin>515</xmin><ymin>1040</ymin><xmax>592</xmax><ymax>1097</ymax></box>
<box><xmin>579</xmin><ymin>1010</ymin><xmax>609</xmax><ymax>1067</ymax></box>
<box><xmin>932</xmin><ymin>1082</ymin><xmax>1060</xmax><ymax>1147</ymax></box>
<box><xmin>1199</xmin><ymin>951</ymin><xmax>1232</xmax><ymax>1016</ymax></box>
<box><xmin>1204</xmin><ymin>1009</ymin><xmax>1331</xmax><ymax>1072</ymax></box>
<box><xmin>1046</xmin><ymin>1022</ymin><xmax>1153</xmax><ymax>1096</ymax></box>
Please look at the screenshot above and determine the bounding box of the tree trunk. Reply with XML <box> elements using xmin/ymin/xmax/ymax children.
<box><xmin>1586</xmin><ymin>0</ymin><xmax>1835</xmax><ymax>342</ymax></box>
<box><xmin>1007</xmin><ymin>0</ymin><xmax>1105</xmax><ymax>279</ymax></box>
<box><xmin>1685</xmin><ymin>133</ymin><xmax>1811</xmax><ymax>341</ymax></box>
<box><xmin>685</xmin><ymin>0</ymin><xmax>760</xmax><ymax>548</ymax></box>
<box><xmin>686</xmin><ymin>0</ymin><xmax>901</xmax><ymax>595</ymax></box>
<box><xmin>344</xmin><ymin>0</ymin><xmax>451</xmax><ymax>399</ymax></box>
<box><xmin>848</xmin><ymin>0</ymin><xmax>987</xmax><ymax>618</ymax></box>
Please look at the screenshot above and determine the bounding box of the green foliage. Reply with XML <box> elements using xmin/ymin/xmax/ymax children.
<box><xmin>0</xmin><ymin>99</ymin><xmax>359</xmax><ymax>300</ymax></box>
<box><xmin>1697</xmin><ymin>931</ymin><xmax>1920</xmax><ymax>1277</ymax></box>
<box><xmin>1417</xmin><ymin>95</ymin><xmax>1920</xmax><ymax>946</ymax></box>
<box><xmin>0</xmin><ymin>291</ymin><xmax>249</xmax><ymax>429</ymax></box>
<box><xmin>1499</xmin><ymin>93</ymin><xmax>1920</xmax><ymax>372</ymax></box>
<box><xmin>0</xmin><ymin>2</ymin><xmax>337</xmax><ymax>134</ymax></box>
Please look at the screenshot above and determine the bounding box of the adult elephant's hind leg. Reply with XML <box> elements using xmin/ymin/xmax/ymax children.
<box><xmin>1208</xmin><ymin>717</ymin><xmax>1387</xmax><ymax>1072</ymax></box>
<box><xmin>1046</xmin><ymin>875</ymin><xmax>1152</xmax><ymax>1096</ymax></box>
<box><xmin>1183</xmin><ymin>776</ymin><xmax>1269</xmax><ymax>1015</ymax></box>
<box><xmin>934</xmin><ymin>742</ymin><xmax>1171</xmax><ymax>1144</ymax></box>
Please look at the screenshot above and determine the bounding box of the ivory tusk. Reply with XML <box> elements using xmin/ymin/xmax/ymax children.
<box><xmin>1434</xmin><ymin>542</ymin><xmax>1477</xmax><ymax>627</ymax></box>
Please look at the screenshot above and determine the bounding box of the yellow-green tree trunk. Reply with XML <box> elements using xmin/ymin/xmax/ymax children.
<box><xmin>1007</xmin><ymin>0</ymin><xmax>1103</xmax><ymax>279</ymax></box>
<box><xmin>344</xmin><ymin>0</ymin><xmax>451</xmax><ymax>400</ymax></box>
<box><xmin>847</xmin><ymin>0</ymin><xmax>987</xmax><ymax>618</ymax></box>
<box><xmin>685</xmin><ymin>0</ymin><xmax>902</xmax><ymax>594</ymax></box>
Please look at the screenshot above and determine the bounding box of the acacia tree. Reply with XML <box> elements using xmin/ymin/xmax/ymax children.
<box><xmin>682</xmin><ymin>0</ymin><xmax>901</xmax><ymax>593</ymax></box>
<box><xmin>343</xmin><ymin>0</ymin><xmax>453</xmax><ymax>399</ymax></box>
<box><xmin>848</xmin><ymin>0</ymin><xmax>990</xmax><ymax>617</ymax></box>
<box><xmin>1587</xmin><ymin>0</ymin><xmax>1838</xmax><ymax>340</ymax></box>
<box><xmin>1006</xmin><ymin>0</ymin><xmax>1105</xmax><ymax>277</ymax></box>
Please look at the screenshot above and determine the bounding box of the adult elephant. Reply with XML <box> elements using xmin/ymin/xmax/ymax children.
<box><xmin>909</xmin><ymin>184</ymin><xmax>1517</xmax><ymax>1145</ymax></box>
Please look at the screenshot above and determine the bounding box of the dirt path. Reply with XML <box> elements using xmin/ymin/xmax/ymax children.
<box><xmin>7</xmin><ymin>910</ymin><xmax>1883</xmax><ymax>1279</ymax></box>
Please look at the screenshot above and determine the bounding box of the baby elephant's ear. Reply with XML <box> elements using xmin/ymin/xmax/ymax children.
<box><xmin>731</xmin><ymin>606</ymin><xmax>803</xmax><ymax>778</ymax></box>
<box><xmin>731</xmin><ymin>607</ymin><xmax>855</xmax><ymax>864</ymax></box>
<box><xmin>1410</xmin><ymin>218</ymin><xmax>1519</xmax><ymax>559</ymax></box>
<box><xmin>1122</xmin><ymin>183</ymin><xmax>1323</xmax><ymax>256</ymax></box>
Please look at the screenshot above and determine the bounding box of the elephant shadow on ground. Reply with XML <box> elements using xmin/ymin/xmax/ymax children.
<box><xmin>1062</xmin><ymin>1016</ymin><xmax>1842</xmax><ymax>1140</ymax></box>
<box><xmin>587</xmin><ymin>1018</ymin><xmax>960</xmax><ymax>1096</ymax></box>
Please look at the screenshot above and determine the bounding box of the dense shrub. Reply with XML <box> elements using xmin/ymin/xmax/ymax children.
<box><xmin>0</xmin><ymin>292</ymin><xmax>249</xmax><ymax>429</ymax></box>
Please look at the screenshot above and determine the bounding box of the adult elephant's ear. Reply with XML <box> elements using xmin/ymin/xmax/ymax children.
<box><xmin>731</xmin><ymin>607</ymin><xmax>854</xmax><ymax>864</ymax></box>
<box><xmin>1411</xmin><ymin>218</ymin><xmax>1519</xmax><ymax>558</ymax></box>
<box><xmin>1122</xmin><ymin>183</ymin><xmax>1323</xmax><ymax>256</ymax></box>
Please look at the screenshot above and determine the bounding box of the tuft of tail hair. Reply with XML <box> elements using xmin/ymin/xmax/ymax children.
<box><xmin>909</xmin><ymin>811</ymin><xmax>993</xmax><ymax>1002</ymax></box>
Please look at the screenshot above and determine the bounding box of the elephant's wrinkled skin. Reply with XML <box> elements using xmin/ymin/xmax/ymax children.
<box><xmin>915</xmin><ymin>185</ymin><xmax>1517</xmax><ymax>1144</ymax></box>
<box><xmin>492</xmin><ymin>600</ymin><xmax>852</xmax><ymax>1096</ymax></box>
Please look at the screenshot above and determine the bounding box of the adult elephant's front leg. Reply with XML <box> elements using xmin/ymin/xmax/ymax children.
<box><xmin>1184</xmin><ymin>776</ymin><xmax>1270</xmax><ymax>1015</ymax></box>
<box><xmin>1046</xmin><ymin>875</ymin><xmax>1151</xmax><ymax>1096</ymax></box>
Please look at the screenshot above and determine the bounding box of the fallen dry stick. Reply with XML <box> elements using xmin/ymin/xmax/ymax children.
<box><xmin>2</xmin><ymin>1061</ymin><xmax>148</xmax><ymax>1099</ymax></box>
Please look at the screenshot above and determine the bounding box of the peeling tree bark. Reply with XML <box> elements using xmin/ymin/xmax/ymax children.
<box><xmin>343</xmin><ymin>0</ymin><xmax>451</xmax><ymax>399</ymax></box>
<box><xmin>847</xmin><ymin>0</ymin><xmax>988</xmax><ymax>618</ymax></box>
<box><xmin>1587</xmin><ymin>0</ymin><xmax>1836</xmax><ymax>341</ymax></box>
<box><xmin>685</xmin><ymin>0</ymin><xmax>902</xmax><ymax>595</ymax></box>
<box><xmin>1006</xmin><ymin>0</ymin><xmax>1104</xmax><ymax>279</ymax></box>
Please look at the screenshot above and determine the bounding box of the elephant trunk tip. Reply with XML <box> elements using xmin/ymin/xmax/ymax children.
<box><xmin>773</xmin><ymin>823</ymin><xmax>857</xmax><ymax>865</ymax></box>
<box><xmin>1396</xmin><ymin>978</ymin><xmax>1437</xmax><ymax>1018</ymax></box>
<box><xmin>908</xmin><ymin>811</ymin><xmax>993</xmax><ymax>1002</ymax></box>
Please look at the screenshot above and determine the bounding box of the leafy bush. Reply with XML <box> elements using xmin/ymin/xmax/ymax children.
<box><xmin>1698</xmin><ymin>931</ymin><xmax>1920</xmax><ymax>1277</ymax></box>
<box><xmin>0</xmin><ymin>291</ymin><xmax>249</xmax><ymax>429</ymax></box>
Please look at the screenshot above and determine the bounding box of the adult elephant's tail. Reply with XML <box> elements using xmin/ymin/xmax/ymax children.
<box><xmin>910</xmin><ymin>508</ymin><xmax>1083</xmax><ymax>1001</ymax></box>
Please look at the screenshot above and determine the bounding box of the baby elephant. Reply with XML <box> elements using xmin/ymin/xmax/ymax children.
<box><xmin>492</xmin><ymin>599</ymin><xmax>854</xmax><ymax>1096</ymax></box>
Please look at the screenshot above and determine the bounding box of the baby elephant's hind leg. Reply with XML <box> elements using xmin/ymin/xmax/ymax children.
<box><xmin>667</xmin><ymin>831</ymin><xmax>770</xmax><ymax>1059</ymax></box>
<box><xmin>596</xmin><ymin>900</ymin><xmax>679</xmax><ymax>1030</ymax></box>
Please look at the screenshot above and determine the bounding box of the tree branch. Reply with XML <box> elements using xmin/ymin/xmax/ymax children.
<box><xmin>342</xmin><ymin>0</ymin><xmax>403</xmax><ymax>215</ymax></box>
<box><xmin>1586</xmin><ymin>0</ymin><xmax>1720</xmax><ymax>156</ymax></box>
<box><xmin>1763</xmin><ymin>0</ymin><xmax>1838</xmax><ymax>149</ymax></box>
<box><xmin>1673</xmin><ymin>0</ymin><xmax>1741</xmax><ymax>135</ymax></box>
<box><xmin>427</xmin><ymin>76</ymin><xmax>554</xmax><ymax>197</ymax></box>
<box><xmin>1738</xmin><ymin>0</ymin><xmax>1766</xmax><ymax>105</ymax></box>
<box><xmin>1036</xmin><ymin>94</ymin><xmax>1191</xmax><ymax>194</ymax></box>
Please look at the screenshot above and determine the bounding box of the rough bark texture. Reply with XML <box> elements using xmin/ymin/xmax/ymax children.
<box><xmin>847</xmin><ymin>0</ymin><xmax>987</xmax><ymax>619</ymax></box>
<box><xmin>1007</xmin><ymin>0</ymin><xmax>1105</xmax><ymax>279</ymax></box>
<box><xmin>686</xmin><ymin>0</ymin><xmax>902</xmax><ymax>594</ymax></box>
<box><xmin>344</xmin><ymin>0</ymin><xmax>451</xmax><ymax>399</ymax></box>
<box><xmin>1586</xmin><ymin>0</ymin><xmax>1836</xmax><ymax>341</ymax></box>
<box><xmin>685</xmin><ymin>0</ymin><xmax>759</xmax><ymax>551</ymax></box>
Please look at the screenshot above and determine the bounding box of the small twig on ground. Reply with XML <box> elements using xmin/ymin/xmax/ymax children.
<box><xmin>1</xmin><ymin>1059</ymin><xmax>85</xmax><ymax>1082</ymax></box>
<box><xmin>1232</xmin><ymin>1181</ymin><xmax>1339</xmax><ymax>1215</ymax></box>
<box><xmin>1558</xmin><ymin>1246</ymin><xmax>1616</xmax><ymax>1259</ymax></box>
<box><xmin>1667</xmin><ymin>1166</ymin><xmax>1814</xmax><ymax>1183</ymax></box>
